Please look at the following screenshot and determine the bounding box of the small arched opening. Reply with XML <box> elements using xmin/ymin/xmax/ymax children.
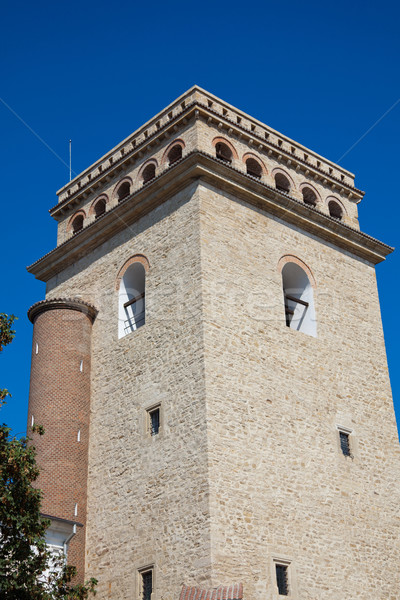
<box><xmin>328</xmin><ymin>200</ymin><xmax>343</xmax><ymax>220</ymax></box>
<box><xmin>215</xmin><ymin>142</ymin><xmax>233</xmax><ymax>164</ymax></box>
<box><xmin>94</xmin><ymin>198</ymin><xmax>106</xmax><ymax>218</ymax></box>
<box><xmin>275</xmin><ymin>173</ymin><xmax>291</xmax><ymax>193</ymax></box>
<box><xmin>302</xmin><ymin>187</ymin><xmax>317</xmax><ymax>207</ymax></box>
<box><xmin>246</xmin><ymin>158</ymin><xmax>262</xmax><ymax>179</ymax></box>
<box><xmin>117</xmin><ymin>181</ymin><xmax>131</xmax><ymax>202</ymax></box>
<box><xmin>281</xmin><ymin>262</ymin><xmax>316</xmax><ymax>337</ymax></box>
<box><xmin>142</xmin><ymin>163</ymin><xmax>156</xmax><ymax>184</ymax></box>
<box><xmin>167</xmin><ymin>144</ymin><xmax>183</xmax><ymax>166</ymax></box>
<box><xmin>118</xmin><ymin>263</ymin><xmax>146</xmax><ymax>338</ymax></box>
<box><xmin>72</xmin><ymin>214</ymin><xmax>84</xmax><ymax>234</ymax></box>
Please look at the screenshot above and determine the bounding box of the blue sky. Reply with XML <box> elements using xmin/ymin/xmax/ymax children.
<box><xmin>1</xmin><ymin>0</ymin><xmax>399</xmax><ymax>437</ymax></box>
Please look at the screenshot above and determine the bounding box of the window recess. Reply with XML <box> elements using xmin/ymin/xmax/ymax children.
<box><xmin>139</xmin><ymin>567</ymin><xmax>154</xmax><ymax>600</ymax></box>
<box><xmin>275</xmin><ymin>564</ymin><xmax>289</xmax><ymax>596</ymax></box>
<box><xmin>146</xmin><ymin>405</ymin><xmax>161</xmax><ymax>436</ymax></box>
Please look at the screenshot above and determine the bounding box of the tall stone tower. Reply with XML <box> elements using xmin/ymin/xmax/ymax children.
<box><xmin>27</xmin><ymin>87</ymin><xmax>400</xmax><ymax>599</ymax></box>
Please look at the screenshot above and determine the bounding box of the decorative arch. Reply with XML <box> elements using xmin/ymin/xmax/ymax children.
<box><xmin>299</xmin><ymin>182</ymin><xmax>321</xmax><ymax>206</ymax></box>
<box><xmin>117</xmin><ymin>255</ymin><xmax>149</xmax><ymax>338</ymax></box>
<box><xmin>162</xmin><ymin>139</ymin><xmax>185</xmax><ymax>165</ymax></box>
<box><xmin>89</xmin><ymin>194</ymin><xmax>109</xmax><ymax>217</ymax></box>
<box><xmin>277</xmin><ymin>255</ymin><xmax>316</xmax><ymax>289</ymax></box>
<box><xmin>114</xmin><ymin>177</ymin><xmax>133</xmax><ymax>202</ymax></box>
<box><xmin>115</xmin><ymin>254</ymin><xmax>150</xmax><ymax>291</ymax></box>
<box><xmin>326</xmin><ymin>195</ymin><xmax>346</xmax><ymax>219</ymax></box>
<box><xmin>138</xmin><ymin>159</ymin><xmax>158</xmax><ymax>184</ymax></box>
<box><xmin>278</xmin><ymin>255</ymin><xmax>317</xmax><ymax>337</ymax></box>
<box><xmin>67</xmin><ymin>209</ymin><xmax>86</xmax><ymax>233</ymax></box>
<box><xmin>242</xmin><ymin>152</ymin><xmax>268</xmax><ymax>176</ymax></box>
<box><xmin>271</xmin><ymin>167</ymin><xmax>296</xmax><ymax>192</ymax></box>
<box><xmin>212</xmin><ymin>137</ymin><xmax>239</xmax><ymax>160</ymax></box>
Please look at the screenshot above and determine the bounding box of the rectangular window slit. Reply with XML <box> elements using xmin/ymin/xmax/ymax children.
<box><xmin>35</xmin><ymin>342</ymin><xmax>39</xmax><ymax>354</ymax></box>
<box><xmin>276</xmin><ymin>564</ymin><xmax>289</xmax><ymax>596</ymax></box>
<box><xmin>77</xmin><ymin>429</ymin><xmax>81</xmax><ymax>442</ymax></box>
<box><xmin>339</xmin><ymin>431</ymin><xmax>351</xmax><ymax>457</ymax></box>
<box><xmin>141</xmin><ymin>569</ymin><xmax>153</xmax><ymax>600</ymax></box>
<box><xmin>74</xmin><ymin>503</ymin><xmax>78</xmax><ymax>517</ymax></box>
<box><xmin>147</xmin><ymin>406</ymin><xmax>160</xmax><ymax>436</ymax></box>
<box><xmin>31</xmin><ymin>415</ymin><xmax>34</xmax><ymax>427</ymax></box>
<box><xmin>80</xmin><ymin>360</ymin><xmax>83</xmax><ymax>372</ymax></box>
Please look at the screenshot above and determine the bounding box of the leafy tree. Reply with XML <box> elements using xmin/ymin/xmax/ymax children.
<box><xmin>0</xmin><ymin>313</ymin><xmax>97</xmax><ymax>598</ymax></box>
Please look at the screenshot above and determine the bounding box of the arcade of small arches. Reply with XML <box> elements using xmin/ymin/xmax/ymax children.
<box><xmin>116</xmin><ymin>254</ymin><xmax>317</xmax><ymax>340</ymax></box>
<box><xmin>68</xmin><ymin>136</ymin><xmax>346</xmax><ymax>235</ymax></box>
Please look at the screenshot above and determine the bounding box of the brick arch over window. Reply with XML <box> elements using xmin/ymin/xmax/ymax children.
<box><xmin>115</xmin><ymin>254</ymin><xmax>150</xmax><ymax>291</ymax></box>
<box><xmin>277</xmin><ymin>255</ymin><xmax>316</xmax><ymax>289</ymax></box>
<box><xmin>89</xmin><ymin>194</ymin><xmax>108</xmax><ymax>217</ymax></box>
<box><xmin>162</xmin><ymin>139</ymin><xmax>185</xmax><ymax>165</ymax></box>
<box><xmin>114</xmin><ymin>177</ymin><xmax>133</xmax><ymax>202</ymax></box>
<box><xmin>272</xmin><ymin>167</ymin><xmax>295</xmax><ymax>192</ymax></box>
<box><xmin>67</xmin><ymin>209</ymin><xmax>86</xmax><ymax>233</ymax></box>
<box><xmin>242</xmin><ymin>153</ymin><xmax>268</xmax><ymax>176</ymax></box>
<box><xmin>212</xmin><ymin>137</ymin><xmax>239</xmax><ymax>161</ymax></box>
<box><xmin>299</xmin><ymin>182</ymin><xmax>321</xmax><ymax>207</ymax></box>
<box><xmin>138</xmin><ymin>159</ymin><xmax>158</xmax><ymax>184</ymax></box>
<box><xmin>326</xmin><ymin>196</ymin><xmax>346</xmax><ymax>219</ymax></box>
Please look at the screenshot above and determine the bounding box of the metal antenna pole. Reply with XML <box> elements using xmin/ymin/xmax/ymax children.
<box><xmin>69</xmin><ymin>139</ymin><xmax>72</xmax><ymax>182</ymax></box>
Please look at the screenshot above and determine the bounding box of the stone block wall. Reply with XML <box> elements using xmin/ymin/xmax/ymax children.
<box><xmin>198</xmin><ymin>183</ymin><xmax>400</xmax><ymax>599</ymax></box>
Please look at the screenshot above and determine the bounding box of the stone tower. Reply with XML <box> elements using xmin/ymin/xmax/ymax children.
<box><xmin>27</xmin><ymin>87</ymin><xmax>400</xmax><ymax>599</ymax></box>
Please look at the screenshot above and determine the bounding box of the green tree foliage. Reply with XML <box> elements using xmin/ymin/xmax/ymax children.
<box><xmin>0</xmin><ymin>314</ymin><xmax>97</xmax><ymax>598</ymax></box>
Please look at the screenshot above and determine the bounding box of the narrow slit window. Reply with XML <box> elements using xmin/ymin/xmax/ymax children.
<box><xmin>147</xmin><ymin>406</ymin><xmax>160</xmax><ymax>436</ymax></box>
<box><xmin>339</xmin><ymin>431</ymin><xmax>351</xmax><ymax>457</ymax></box>
<box><xmin>276</xmin><ymin>564</ymin><xmax>289</xmax><ymax>596</ymax></box>
<box><xmin>141</xmin><ymin>569</ymin><xmax>153</xmax><ymax>600</ymax></box>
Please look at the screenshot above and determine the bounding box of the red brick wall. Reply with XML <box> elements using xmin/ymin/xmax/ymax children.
<box><xmin>27</xmin><ymin>303</ymin><xmax>94</xmax><ymax>582</ymax></box>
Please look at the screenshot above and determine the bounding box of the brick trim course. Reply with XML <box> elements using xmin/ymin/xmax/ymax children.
<box><xmin>179</xmin><ymin>584</ymin><xmax>243</xmax><ymax>600</ymax></box>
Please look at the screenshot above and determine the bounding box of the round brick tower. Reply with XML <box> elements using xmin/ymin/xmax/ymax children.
<box><xmin>27</xmin><ymin>298</ymin><xmax>97</xmax><ymax>582</ymax></box>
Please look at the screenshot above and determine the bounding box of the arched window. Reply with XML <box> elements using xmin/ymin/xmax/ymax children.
<box><xmin>328</xmin><ymin>200</ymin><xmax>343</xmax><ymax>220</ymax></box>
<box><xmin>167</xmin><ymin>144</ymin><xmax>182</xmax><ymax>166</ymax></box>
<box><xmin>94</xmin><ymin>198</ymin><xmax>106</xmax><ymax>218</ymax></box>
<box><xmin>281</xmin><ymin>262</ymin><xmax>316</xmax><ymax>337</ymax></box>
<box><xmin>142</xmin><ymin>163</ymin><xmax>156</xmax><ymax>184</ymax></box>
<box><xmin>118</xmin><ymin>263</ymin><xmax>146</xmax><ymax>338</ymax></box>
<box><xmin>72</xmin><ymin>214</ymin><xmax>84</xmax><ymax>234</ymax></box>
<box><xmin>246</xmin><ymin>158</ymin><xmax>262</xmax><ymax>179</ymax></box>
<box><xmin>302</xmin><ymin>187</ymin><xmax>317</xmax><ymax>207</ymax></box>
<box><xmin>117</xmin><ymin>181</ymin><xmax>131</xmax><ymax>202</ymax></box>
<box><xmin>275</xmin><ymin>173</ymin><xmax>291</xmax><ymax>193</ymax></box>
<box><xmin>215</xmin><ymin>142</ymin><xmax>232</xmax><ymax>164</ymax></box>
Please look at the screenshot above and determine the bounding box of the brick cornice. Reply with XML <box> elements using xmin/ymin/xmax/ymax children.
<box><xmin>28</xmin><ymin>298</ymin><xmax>98</xmax><ymax>323</ymax></box>
<box><xmin>27</xmin><ymin>152</ymin><xmax>392</xmax><ymax>282</ymax></box>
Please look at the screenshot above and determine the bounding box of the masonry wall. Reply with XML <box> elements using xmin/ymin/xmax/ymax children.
<box><xmin>198</xmin><ymin>183</ymin><xmax>400</xmax><ymax>599</ymax></box>
<box><xmin>46</xmin><ymin>183</ymin><xmax>212</xmax><ymax>600</ymax></box>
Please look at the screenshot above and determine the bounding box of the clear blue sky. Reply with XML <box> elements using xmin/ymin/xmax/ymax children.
<box><xmin>1</xmin><ymin>0</ymin><xmax>399</xmax><ymax>437</ymax></box>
